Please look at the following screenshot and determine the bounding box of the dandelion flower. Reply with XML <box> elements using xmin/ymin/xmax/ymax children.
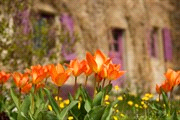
<box><xmin>105</xmin><ymin>101</ymin><xmax>110</xmax><ymax>105</ymax></box>
<box><xmin>113</xmin><ymin>116</ymin><xmax>118</xmax><ymax>120</ymax></box>
<box><xmin>143</xmin><ymin>104</ymin><xmax>148</xmax><ymax>109</ymax></box>
<box><xmin>105</xmin><ymin>95</ymin><xmax>109</xmax><ymax>101</ymax></box>
<box><xmin>135</xmin><ymin>104</ymin><xmax>139</xmax><ymax>108</ymax></box>
<box><xmin>114</xmin><ymin>85</ymin><xmax>120</xmax><ymax>91</ymax></box>
<box><xmin>68</xmin><ymin>116</ymin><xmax>74</xmax><ymax>120</ymax></box>
<box><xmin>48</xmin><ymin>105</ymin><xmax>52</xmax><ymax>111</ymax></box>
<box><xmin>127</xmin><ymin>101</ymin><xmax>133</xmax><ymax>106</ymax></box>
<box><xmin>117</xmin><ymin>96</ymin><xmax>123</xmax><ymax>101</ymax></box>
<box><xmin>64</xmin><ymin>99</ymin><xmax>70</xmax><ymax>105</ymax></box>
<box><xmin>59</xmin><ymin>102</ymin><xmax>65</xmax><ymax>108</ymax></box>
<box><xmin>120</xmin><ymin>113</ymin><xmax>125</xmax><ymax>117</ymax></box>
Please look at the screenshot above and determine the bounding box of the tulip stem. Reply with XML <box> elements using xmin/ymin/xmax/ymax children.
<box><xmin>93</xmin><ymin>74</ymin><xmax>97</xmax><ymax>98</ymax></box>
<box><xmin>102</xmin><ymin>78</ymin><xmax>106</xmax><ymax>88</ymax></box>
<box><xmin>74</xmin><ymin>77</ymin><xmax>78</xmax><ymax>93</ymax></box>
<box><xmin>0</xmin><ymin>83</ymin><xmax>3</xmax><ymax>94</ymax></box>
<box><xmin>19</xmin><ymin>88</ymin><xmax>22</xmax><ymax>106</ymax></box>
<box><xmin>58</xmin><ymin>86</ymin><xmax>61</xmax><ymax>97</ymax></box>
<box><xmin>85</xmin><ymin>76</ymin><xmax>88</xmax><ymax>88</ymax></box>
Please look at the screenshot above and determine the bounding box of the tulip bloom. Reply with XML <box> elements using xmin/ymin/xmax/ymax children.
<box><xmin>156</xmin><ymin>80</ymin><xmax>172</xmax><ymax>94</ymax></box>
<box><xmin>106</xmin><ymin>64</ymin><xmax>125</xmax><ymax>81</ymax></box>
<box><xmin>12</xmin><ymin>72</ymin><xmax>32</xmax><ymax>93</ymax></box>
<box><xmin>0</xmin><ymin>71</ymin><xmax>11</xmax><ymax>84</ymax></box>
<box><xmin>30</xmin><ymin>65</ymin><xmax>48</xmax><ymax>84</ymax></box>
<box><xmin>86</xmin><ymin>49</ymin><xmax>111</xmax><ymax>73</ymax></box>
<box><xmin>21</xmin><ymin>82</ymin><xmax>32</xmax><ymax>94</ymax></box>
<box><xmin>48</xmin><ymin>64</ymin><xmax>71</xmax><ymax>86</ymax></box>
<box><xmin>81</xmin><ymin>60</ymin><xmax>93</xmax><ymax>76</ymax></box>
<box><xmin>67</xmin><ymin>59</ymin><xmax>85</xmax><ymax>77</ymax></box>
<box><xmin>165</xmin><ymin>69</ymin><xmax>179</xmax><ymax>88</ymax></box>
<box><xmin>12</xmin><ymin>72</ymin><xmax>29</xmax><ymax>88</ymax></box>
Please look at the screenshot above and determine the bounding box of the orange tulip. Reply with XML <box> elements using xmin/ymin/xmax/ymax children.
<box><xmin>0</xmin><ymin>71</ymin><xmax>11</xmax><ymax>84</ymax></box>
<box><xmin>106</xmin><ymin>63</ymin><xmax>125</xmax><ymax>81</ymax></box>
<box><xmin>156</xmin><ymin>81</ymin><xmax>172</xmax><ymax>94</ymax></box>
<box><xmin>67</xmin><ymin>59</ymin><xmax>85</xmax><ymax>77</ymax></box>
<box><xmin>48</xmin><ymin>64</ymin><xmax>71</xmax><ymax>86</ymax></box>
<box><xmin>12</xmin><ymin>72</ymin><xmax>29</xmax><ymax>88</ymax></box>
<box><xmin>21</xmin><ymin>82</ymin><xmax>32</xmax><ymax>94</ymax></box>
<box><xmin>86</xmin><ymin>49</ymin><xmax>111</xmax><ymax>73</ymax></box>
<box><xmin>156</xmin><ymin>84</ymin><xmax>161</xmax><ymax>94</ymax></box>
<box><xmin>164</xmin><ymin>69</ymin><xmax>179</xmax><ymax>88</ymax></box>
<box><xmin>81</xmin><ymin>60</ymin><xmax>93</xmax><ymax>76</ymax></box>
<box><xmin>175</xmin><ymin>71</ymin><xmax>180</xmax><ymax>85</ymax></box>
<box><xmin>30</xmin><ymin>65</ymin><xmax>48</xmax><ymax>84</ymax></box>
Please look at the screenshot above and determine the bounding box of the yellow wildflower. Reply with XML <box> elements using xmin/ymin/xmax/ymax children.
<box><xmin>120</xmin><ymin>113</ymin><xmax>125</xmax><ymax>117</ymax></box>
<box><xmin>48</xmin><ymin>105</ymin><xmax>52</xmax><ymax>111</ymax></box>
<box><xmin>116</xmin><ymin>109</ymin><xmax>119</xmax><ymax>113</ymax></box>
<box><xmin>78</xmin><ymin>102</ymin><xmax>81</xmax><ymax>109</ymax></box>
<box><xmin>135</xmin><ymin>104</ymin><xmax>139</xmax><ymax>108</ymax></box>
<box><xmin>105</xmin><ymin>101</ymin><xmax>110</xmax><ymax>105</ymax></box>
<box><xmin>59</xmin><ymin>102</ymin><xmax>65</xmax><ymax>108</ymax></box>
<box><xmin>127</xmin><ymin>101</ymin><xmax>133</xmax><ymax>106</ymax></box>
<box><xmin>113</xmin><ymin>116</ymin><xmax>118</xmax><ymax>120</ymax></box>
<box><xmin>117</xmin><ymin>96</ymin><xmax>123</xmax><ymax>101</ymax></box>
<box><xmin>141</xmin><ymin>101</ymin><xmax>144</xmax><ymax>105</ymax></box>
<box><xmin>64</xmin><ymin>99</ymin><xmax>70</xmax><ymax>105</ymax></box>
<box><xmin>143</xmin><ymin>104</ymin><xmax>148</xmax><ymax>109</ymax></box>
<box><xmin>114</xmin><ymin>85</ymin><xmax>120</xmax><ymax>91</ymax></box>
<box><xmin>142</xmin><ymin>96</ymin><xmax>149</xmax><ymax>101</ymax></box>
<box><xmin>105</xmin><ymin>95</ymin><xmax>109</xmax><ymax>101</ymax></box>
<box><xmin>156</xmin><ymin>98</ymin><xmax>159</xmax><ymax>102</ymax></box>
<box><xmin>59</xmin><ymin>97</ymin><xmax>62</xmax><ymax>101</ymax></box>
<box><xmin>68</xmin><ymin>116</ymin><xmax>74</xmax><ymax>120</ymax></box>
<box><xmin>54</xmin><ymin>96</ymin><xmax>58</xmax><ymax>101</ymax></box>
<box><xmin>114</xmin><ymin>104</ymin><xmax>118</xmax><ymax>108</ymax></box>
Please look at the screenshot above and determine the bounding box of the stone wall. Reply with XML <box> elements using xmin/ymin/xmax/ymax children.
<box><xmin>170</xmin><ymin>0</ymin><xmax>180</xmax><ymax>70</ymax></box>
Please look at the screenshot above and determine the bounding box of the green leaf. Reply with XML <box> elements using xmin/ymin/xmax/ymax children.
<box><xmin>172</xmin><ymin>109</ymin><xmax>178</xmax><ymax>120</ymax></box>
<box><xmin>80</xmin><ymin>86</ymin><xmax>92</xmax><ymax>102</ymax></box>
<box><xmin>101</xmin><ymin>100</ymin><xmax>118</xmax><ymax>120</ymax></box>
<box><xmin>58</xmin><ymin>100</ymin><xmax>78</xmax><ymax>120</ymax></box>
<box><xmin>10</xmin><ymin>89</ymin><xmax>20</xmax><ymax>110</ymax></box>
<box><xmin>84</xmin><ymin>106</ymin><xmax>105</xmax><ymax>120</ymax></box>
<box><xmin>101</xmin><ymin>106</ymin><xmax>113</xmax><ymax>120</ymax></box>
<box><xmin>162</xmin><ymin>91</ymin><xmax>168</xmax><ymax>107</ymax></box>
<box><xmin>85</xmin><ymin>100</ymin><xmax>92</xmax><ymax>113</ymax></box>
<box><xmin>102</xmin><ymin>84</ymin><xmax>112</xmax><ymax>94</ymax></box>
<box><xmin>92</xmin><ymin>91</ymin><xmax>104</xmax><ymax>106</ymax></box>
<box><xmin>68</xmin><ymin>93</ymin><xmax>74</xmax><ymax>101</ymax></box>
<box><xmin>74</xmin><ymin>87</ymin><xmax>81</xmax><ymax>100</ymax></box>
<box><xmin>44</xmin><ymin>88</ymin><xmax>60</xmax><ymax>116</ymax></box>
<box><xmin>17</xmin><ymin>95</ymin><xmax>31</xmax><ymax>120</ymax></box>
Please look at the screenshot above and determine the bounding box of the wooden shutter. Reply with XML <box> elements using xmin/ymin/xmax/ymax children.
<box><xmin>162</xmin><ymin>28</ymin><xmax>173</xmax><ymax>61</ymax></box>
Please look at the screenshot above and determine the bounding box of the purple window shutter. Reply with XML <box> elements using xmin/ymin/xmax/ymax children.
<box><xmin>162</xmin><ymin>28</ymin><xmax>173</xmax><ymax>61</ymax></box>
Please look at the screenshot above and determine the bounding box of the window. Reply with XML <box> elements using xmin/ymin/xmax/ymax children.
<box><xmin>33</xmin><ymin>13</ymin><xmax>55</xmax><ymax>52</ymax></box>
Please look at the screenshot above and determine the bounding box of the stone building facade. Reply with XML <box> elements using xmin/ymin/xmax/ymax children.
<box><xmin>0</xmin><ymin>0</ymin><xmax>175</xmax><ymax>93</ymax></box>
<box><xmin>170</xmin><ymin>0</ymin><xmax>180</xmax><ymax>70</ymax></box>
